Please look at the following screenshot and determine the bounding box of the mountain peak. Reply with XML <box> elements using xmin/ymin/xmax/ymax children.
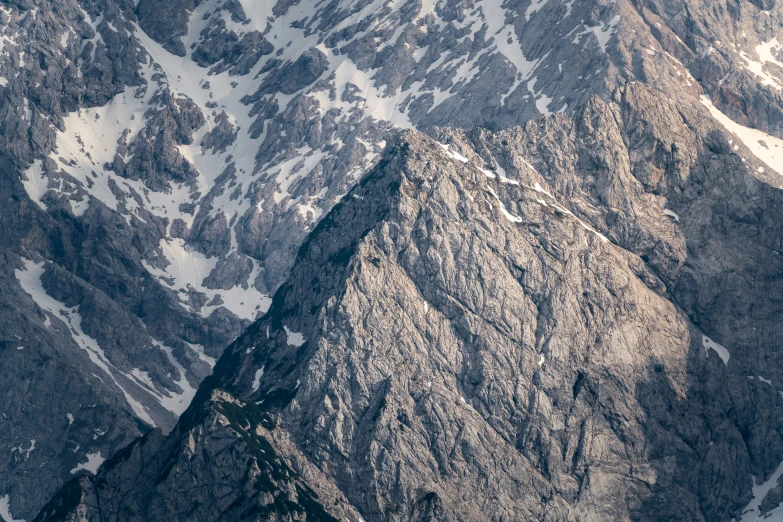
<box><xmin>52</xmin><ymin>80</ymin><xmax>783</xmax><ymax>518</ymax></box>
<box><xmin>4</xmin><ymin>0</ymin><xmax>783</xmax><ymax>520</ymax></box>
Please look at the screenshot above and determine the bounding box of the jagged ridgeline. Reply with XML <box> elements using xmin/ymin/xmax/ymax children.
<box><xmin>0</xmin><ymin>0</ymin><xmax>782</xmax><ymax>520</ymax></box>
<box><xmin>33</xmin><ymin>86</ymin><xmax>783</xmax><ymax>520</ymax></box>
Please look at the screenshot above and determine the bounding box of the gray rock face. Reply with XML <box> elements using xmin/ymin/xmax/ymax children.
<box><xmin>634</xmin><ymin>0</ymin><xmax>783</xmax><ymax>138</ymax></box>
<box><xmin>38</xmin><ymin>83</ymin><xmax>783</xmax><ymax>521</ymax></box>
<box><xmin>0</xmin><ymin>1</ymin><xmax>250</xmax><ymax>516</ymax></box>
<box><xmin>2</xmin><ymin>0</ymin><xmax>783</xmax><ymax>519</ymax></box>
<box><xmin>35</xmin><ymin>390</ymin><xmax>361</xmax><ymax>522</ymax></box>
<box><xmin>136</xmin><ymin>0</ymin><xmax>198</xmax><ymax>57</ymax></box>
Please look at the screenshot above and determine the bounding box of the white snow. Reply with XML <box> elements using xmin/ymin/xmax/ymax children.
<box><xmin>151</xmin><ymin>340</ymin><xmax>197</xmax><ymax>415</ymax></box>
<box><xmin>187</xmin><ymin>342</ymin><xmax>216</xmax><ymax>368</ymax></box>
<box><xmin>486</xmin><ymin>185</ymin><xmax>523</xmax><ymax>223</ymax></box>
<box><xmin>309</xmin><ymin>53</ymin><xmax>414</xmax><ymax>128</ymax></box>
<box><xmin>20</xmin><ymin>160</ymin><xmax>49</xmax><ymax>211</ymax></box>
<box><xmin>67</xmin><ymin>413</ymin><xmax>74</xmax><ymax>425</ymax></box>
<box><xmin>252</xmin><ymin>365</ymin><xmax>265</xmax><ymax>392</ymax></box>
<box><xmin>270</xmin><ymin>146</ymin><xmax>330</xmax><ymax>205</ymax></box>
<box><xmin>739</xmin><ymin>459</ymin><xmax>783</xmax><ymax>521</ymax></box>
<box><xmin>478</xmin><ymin>166</ymin><xmax>496</xmax><ymax>179</ymax></box>
<box><xmin>738</xmin><ymin>37</ymin><xmax>783</xmax><ymax>92</ymax></box>
<box><xmin>131</xmin><ymin>368</ymin><xmax>155</xmax><ymax>390</ymax></box>
<box><xmin>437</xmin><ymin>143</ymin><xmax>469</xmax><ymax>163</ymax></box>
<box><xmin>24</xmin><ymin>86</ymin><xmax>156</xmax><ymax>219</ymax></box>
<box><xmin>284</xmin><ymin>326</ymin><xmax>306</xmax><ymax>347</ymax></box>
<box><xmin>142</xmin><ymin>238</ymin><xmax>271</xmax><ymax>321</ymax></box>
<box><xmin>528</xmin><ymin>182</ymin><xmax>609</xmax><ymax>243</ymax></box>
<box><xmin>701</xmin><ymin>96</ymin><xmax>783</xmax><ymax>176</ymax></box>
<box><xmin>27</xmin><ymin>22</ymin><xmax>280</xmax><ymax>319</ymax></box>
<box><xmin>14</xmin><ymin>0</ymin><xmax>598</xmax><ymax>371</ymax></box>
<box><xmin>70</xmin><ymin>452</ymin><xmax>104</xmax><ymax>474</ymax></box>
<box><xmin>11</xmin><ymin>440</ymin><xmax>35</xmax><ymax>460</ymax></box>
<box><xmin>663</xmin><ymin>209</ymin><xmax>680</xmax><ymax>222</ymax></box>
<box><xmin>491</xmin><ymin>159</ymin><xmax>518</xmax><ymax>185</ymax></box>
<box><xmin>123</xmin><ymin>338</ymin><xmax>197</xmax><ymax>416</ymax></box>
<box><xmin>525</xmin><ymin>0</ymin><xmax>550</xmax><ymax>20</ymax></box>
<box><xmin>702</xmin><ymin>334</ymin><xmax>730</xmax><ymax>365</ymax></box>
<box><xmin>22</xmin><ymin>98</ymin><xmax>31</xmax><ymax>121</ymax></box>
<box><xmin>527</xmin><ymin>77</ymin><xmax>553</xmax><ymax>115</ymax></box>
<box><xmin>481</xmin><ymin>1</ymin><xmax>543</xmax><ymax>105</ymax></box>
<box><xmin>577</xmin><ymin>15</ymin><xmax>621</xmax><ymax>53</ymax></box>
<box><xmin>15</xmin><ymin>259</ymin><xmax>156</xmax><ymax>427</ymax></box>
<box><xmin>0</xmin><ymin>496</ymin><xmax>23</xmax><ymax>522</ymax></box>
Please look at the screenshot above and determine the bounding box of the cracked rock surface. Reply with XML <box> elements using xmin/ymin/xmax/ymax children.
<box><xmin>39</xmin><ymin>84</ymin><xmax>783</xmax><ymax>521</ymax></box>
<box><xmin>1</xmin><ymin>0</ymin><xmax>783</xmax><ymax>519</ymax></box>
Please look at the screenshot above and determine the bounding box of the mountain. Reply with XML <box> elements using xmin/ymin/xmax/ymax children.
<box><xmin>1</xmin><ymin>0</ymin><xmax>783</xmax><ymax>520</ymax></box>
<box><xmin>32</xmin><ymin>84</ymin><xmax>783</xmax><ymax>521</ymax></box>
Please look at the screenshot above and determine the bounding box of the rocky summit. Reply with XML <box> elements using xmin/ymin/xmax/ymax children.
<box><xmin>0</xmin><ymin>0</ymin><xmax>782</xmax><ymax>521</ymax></box>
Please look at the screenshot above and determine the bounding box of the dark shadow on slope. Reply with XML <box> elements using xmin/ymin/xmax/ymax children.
<box><xmin>627</xmin><ymin>115</ymin><xmax>783</xmax><ymax>522</ymax></box>
<box><xmin>632</xmin><ymin>328</ymin><xmax>783</xmax><ymax>522</ymax></box>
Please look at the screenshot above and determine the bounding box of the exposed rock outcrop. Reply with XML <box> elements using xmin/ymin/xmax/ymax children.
<box><xmin>40</xmin><ymin>85</ymin><xmax>783</xmax><ymax>521</ymax></box>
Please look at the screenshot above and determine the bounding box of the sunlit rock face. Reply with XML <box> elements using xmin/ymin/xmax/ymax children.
<box><xmin>2</xmin><ymin>0</ymin><xmax>783</xmax><ymax>519</ymax></box>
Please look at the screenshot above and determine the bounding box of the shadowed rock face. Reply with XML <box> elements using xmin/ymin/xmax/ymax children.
<box><xmin>2</xmin><ymin>0</ymin><xmax>783</xmax><ymax>519</ymax></box>
<box><xmin>136</xmin><ymin>0</ymin><xmax>199</xmax><ymax>57</ymax></box>
<box><xmin>37</xmin><ymin>84</ymin><xmax>783</xmax><ymax>521</ymax></box>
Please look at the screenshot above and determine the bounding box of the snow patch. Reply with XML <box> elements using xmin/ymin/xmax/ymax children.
<box><xmin>527</xmin><ymin>77</ymin><xmax>552</xmax><ymax>115</ymax></box>
<box><xmin>15</xmin><ymin>259</ymin><xmax>156</xmax><ymax>427</ymax></box>
<box><xmin>11</xmin><ymin>440</ymin><xmax>35</xmax><ymax>460</ymax></box>
<box><xmin>284</xmin><ymin>326</ymin><xmax>306</xmax><ymax>347</ymax></box>
<box><xmin>702</xmin><ymin>334</ymin><xmax>730</xmax><ymax>365</ymax></box>
<box><xmin>70</xmin><ymin>452</ymin><xmax>104</xmax><ymax>474</ymax></box>
<box><xmin>701</xmin><ymin>96</ymin><xmax>783</xmax><ymax>176</ymax></box>
<box><xmin>252</xmin><ymin>365</ymin><xmax>265</xmax><ymax>392</ymax></box>
<box><xmin>525</xmin><ymin>0</ymin><xmax>550</xmax><ymax>20</ymax></box>
<box><xmin>486</xmin><ymin>185</ymin><xmax>523</xmax><ymax>223</ymax></box>
<box><xmin>437</xmin><ymin>142</ymin><xmax>469</xmax><ymax>163</ymax></box>
<box><xmin>143</xmin><ymin>238</ymin><xmax>271</xmax><ymax>321</ymax></box>
<box><xmin>738</xmin><ymin>37</ymin><xmax>783</xmax><ymax>92</ymax></box>
<box><xmin>139</xmin><ymin>339</ymin><xmax>198</xmax><ymax>416</ymax></box>
<box><xmin>309</xmin><ymin>53</ymin><xmax>414</xmax><ymax>128</ymax></box>
<box><xmin>663</xmin><ymin>209</ymin><xmax>680</xmax><ymax>222</ymax></box>
<box><xmin>739</xmin><ymin>459</ymin><xmax>783</xmax><ymax>521</ymax></box>
<box><xmin>20</xmin><ymin>160</ymin><xmax>49</xmax><ymax>211</ymax></box>
<box><xmin>0</xmin><ymin>496</ymin><xmax>24</xmax><ymax>522</ymax></box>
<box><xmin>579</xmin><ymin>15</ymin><xmax>621</xmax><ymax>53</ymax></box>
<box><xmin>481</xmin><ymin>1</ymin><xmax>543</xmax><ymax>104</ymax></box>
<box><xmin>528</xmin><ymin>183</ymin><xmax>609</xmax><ymax>243</ymax></box>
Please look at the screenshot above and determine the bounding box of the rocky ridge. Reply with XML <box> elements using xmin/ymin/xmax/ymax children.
<box><xmin>36</xmin><ymin>83</ymin><xmax>783</xmax><ymax>521</ymax></box>
<box><xmin>1</xmin><ymin>0</ymin><xmax>783</xmax><ymax>519</ymax></box>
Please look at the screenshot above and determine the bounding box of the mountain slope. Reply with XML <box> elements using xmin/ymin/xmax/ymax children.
<box><xmin>37</xmin><ymin>83</ymin><xmax>783</xmax><ymax>521</ymax></box>
<box><xmin>2</xmin><ymin>0</ymin><xmax>783</xmax><ymax>519</ymax></box>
